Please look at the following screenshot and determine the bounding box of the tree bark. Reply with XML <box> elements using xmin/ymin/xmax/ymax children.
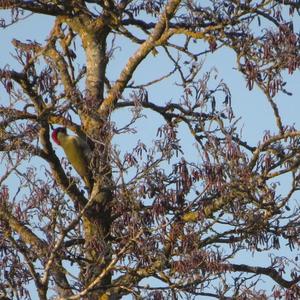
<box><xmin>62</xmin><ymin>15</ymin><xmax>114</xmax><ymax>299</ymax></box>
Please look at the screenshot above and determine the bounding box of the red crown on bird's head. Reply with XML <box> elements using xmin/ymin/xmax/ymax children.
<box><xmin>52</xmin><ymin>127</ymin><xmax>67</xmax><ymax>145</ymax></box>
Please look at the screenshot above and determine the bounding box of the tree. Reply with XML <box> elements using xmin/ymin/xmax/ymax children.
<box><xmin>1</xmin><ymin>0</ymin><xmax>300</xmax><ymax>299</ymax></box>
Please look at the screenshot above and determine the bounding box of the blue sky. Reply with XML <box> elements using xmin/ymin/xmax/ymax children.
<box><xmin>1</xmin><ymin>7</ymin><xmax>300</xmax><ymax>299</ymax></box>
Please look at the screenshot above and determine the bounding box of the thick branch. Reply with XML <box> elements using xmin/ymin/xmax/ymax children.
<box><xmin>99</xmin><ymin>0</ymin><xmax>181</xmax><ymax>116</ymax></box>
<box><xmin>230</xmin><ymin>263</ymin><xmax>300</xmax><ymax>289</ymax></box>
<box><xmin>0</xmin><ymin>210</ymin><xmax>46</xmax><ymax>251</ymax></box>
<box><xmin>0</xmin><ymin>0</ymin><xmax>66</xmax><ymax>16</ymax></box>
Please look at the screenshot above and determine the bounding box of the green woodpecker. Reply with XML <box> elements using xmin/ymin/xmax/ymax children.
<box><xmin>52</xmin><ymin>127</ymin><xmax>93</xmax><ymax>190</ymax></box>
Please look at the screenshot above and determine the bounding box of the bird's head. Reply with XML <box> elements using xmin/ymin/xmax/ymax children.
<box><xmin>52</xmin><ymin>127</ymin><xmax>67</xmax><ymax>145</ymax></box>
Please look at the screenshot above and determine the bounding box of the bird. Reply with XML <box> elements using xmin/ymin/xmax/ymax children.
<box><xmin>51</xmin><ymin>127</ymin><xmax>93</xmax><ymax>190</ymax></box>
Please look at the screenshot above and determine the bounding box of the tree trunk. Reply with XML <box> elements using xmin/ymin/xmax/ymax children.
<box><xmin>66</xmin><ymin>17</ymin><xmax>113</xmax><ymax>299</ymax></box>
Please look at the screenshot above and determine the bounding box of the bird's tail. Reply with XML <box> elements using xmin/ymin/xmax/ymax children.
<box><xmin>83</xmin><ymin>176</ymin><xmax>93</xmax><ymax>193</ymax></box>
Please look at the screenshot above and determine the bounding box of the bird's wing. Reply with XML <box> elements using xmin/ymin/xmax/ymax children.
<box><xmin>73</xmin><ymin>136</ymin><xmax>92</xmax><ymax>159</ymax></box>
<box><xmin>73</xmin><ymin>137</ymin><xmax>93</xmax><ymax>189</ymax></box>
